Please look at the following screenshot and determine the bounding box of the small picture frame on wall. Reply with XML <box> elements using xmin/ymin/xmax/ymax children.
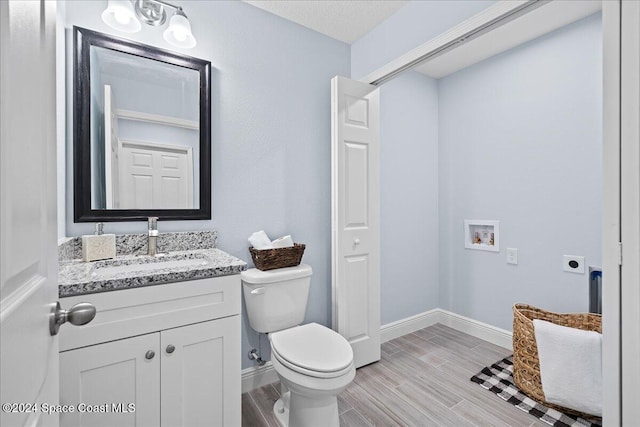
<box><xmin>464</xmin><ymin>220</ymin><xmax>499</xmax><ymax>252</ymax></box>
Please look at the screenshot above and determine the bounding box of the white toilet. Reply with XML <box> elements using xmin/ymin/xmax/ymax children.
<box><xmin>241</xmin><ymin>264</ymin><xmax>355</xmax><ymax>427</ymax></box>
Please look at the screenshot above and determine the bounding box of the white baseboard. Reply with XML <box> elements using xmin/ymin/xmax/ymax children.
<box><xmin>241</xmin><ymin>361</ymin><xmax>278</xmax><ymax>394</ymax></box>
<box><xmin>380</xmin><ymin>309</ymin><xmax>441</xmax><ymax>342</ymax></box>
<box><xmin>242</xmin><ymin>309</ymin><xmax>512</xmax><ymax>393</ymax></box>
<box><xmin>437</xmin><ymin>309</ymin><xmax>513</xmax><ymax>351</ymax></box>
<box><xmin>380</xmin><ymin>308</ymin><xmax>512</xmax><ymax>350</ymax></box>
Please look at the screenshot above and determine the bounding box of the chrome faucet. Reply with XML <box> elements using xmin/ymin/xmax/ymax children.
<box><xmin>147</xmin><ymin>217</ymin><xmax>159</xmax><ymax>256</ymax></box>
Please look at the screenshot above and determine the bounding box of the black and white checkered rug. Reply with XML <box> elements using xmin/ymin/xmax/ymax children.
<box><xmin>470</xmin><ymin>356</ymin><xmax>602</xmax><ymax>427</ymax></box>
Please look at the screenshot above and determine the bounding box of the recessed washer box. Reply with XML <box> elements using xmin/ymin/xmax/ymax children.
<box><xmin>464</xmin><ymin>220</ymin><xmax>499</xmax><ymax>252</ymax></box>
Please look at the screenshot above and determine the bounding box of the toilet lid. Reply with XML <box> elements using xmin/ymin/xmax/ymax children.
<box><xmin>270</xmin><ymin>323</ymin><xmax>353</xmax><ymax>375</ymax></box>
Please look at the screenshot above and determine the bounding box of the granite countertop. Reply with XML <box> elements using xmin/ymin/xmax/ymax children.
<box><xmin>59</xmin><ymin>248</ymin><xmax>247</xmax><ymax>297</ymax></box>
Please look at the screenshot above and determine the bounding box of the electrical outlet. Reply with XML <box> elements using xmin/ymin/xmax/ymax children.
<box><xmin>563</xmin><ymin>255</ymin><xmax>585</xmax><ymax>274</ymax></box>
<box><xmin>507</xmin><ymin>248</ymin><xmax>518</xmax><ymax>265</ymax></box>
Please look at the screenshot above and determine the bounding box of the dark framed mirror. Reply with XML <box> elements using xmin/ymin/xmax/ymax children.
<box><xmin>73</xmin><ymin>26</ymin><xmax>211</xmax><ymax>222</ymax></box>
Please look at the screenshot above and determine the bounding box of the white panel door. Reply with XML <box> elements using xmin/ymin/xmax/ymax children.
<box><xmin>119</xmin><ymin>141</ymin><xmax>193</xmax><ymax>209</ymax></box>
<box><xmin>160</xmin><ymin>317</ymin><xmax>241</xmax><ymax>427</ymax></box>
<box><xmin>59</xmin><ymin>334</ymin><xmax>160</xmax><ymax>427</ymax></box>
<box><xmin>620</xmin><ymin>0</ymin><xmax>640</xmax><ymax>424</ymax></box>
<box><xmin>331</xmin><ymin>76</ymin><xmax>381</xmax><ymax>368</ymax></box>
<box><xmin>0</xmin><ymin>1</ymin><xmax>59</xmax><ymax>426</ymax></box>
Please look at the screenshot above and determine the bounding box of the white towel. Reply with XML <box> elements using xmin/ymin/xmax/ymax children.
<box><xmin>533</xmin><ymin>319</ymin><xmax>602</xmax><ymax>416</ymax></box>
<box><xmin>248</xmin><ymin>230</ymin><xmax>273</xmax><ymax>250</ymax></box>
<box><xmin>271</xmin><ymin>235</ymin><xmax>294</xmax><ymax>248</ymax></box>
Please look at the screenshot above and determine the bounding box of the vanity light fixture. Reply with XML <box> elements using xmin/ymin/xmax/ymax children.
<box><xmin>102</xmin><ymin>0</ymin><xmax>197</xmax><ymax>48</ymax></box>
<box><xmin>101</xmin><ymin>0</ymin><xmax>141</xmax><ymax>33</ymax></box>
<box><xmin>163</xmin><ymin>8</ymin><xmax>196</xmax><ymax>49</ymax></box>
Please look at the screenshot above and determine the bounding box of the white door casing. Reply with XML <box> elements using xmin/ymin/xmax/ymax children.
<box><xmin>602</xmin><ymin>1</ymin><xmax>622</xmax><ymax>424</ymax></box>
<box><xmin>104</xmin><ymin>85</ymin><xmax>120</xmax><ymax>209</ymax></box>
<box><xmin>331</xmin><ymin>76</ymin><xmax>381</xmax><ymax>368</ymax></box>
<box><xmin>0</xmin><ymin>1</ymin><xmax>59</xmax><ymax>426</ymax></box>
<box><xmin>620</xmin><ymin>0</ymin><xmax>640</xmax><ymax>424</ymax></box>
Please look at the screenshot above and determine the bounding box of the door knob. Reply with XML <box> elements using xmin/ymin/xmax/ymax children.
<box><xmin>166</xmin><ymin>345</ymin><xmax>175</xmax><ymax>354</ymax></box>
<box><xmin>354</xmin><ymin>238</ymin><xmax>361</xmax><ymax>245</ymax></box>
<box><xmin>49</xmin><ymin>301</ymin><xmax>96</xmax><ymax>336</ymax></box>
<box><xmin>145</xmin><ymin>350</ymin><xmax>155</xmax><ymax>360</ymax></box>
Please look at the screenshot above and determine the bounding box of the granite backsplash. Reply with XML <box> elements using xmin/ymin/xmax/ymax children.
<box><xmin>58</xmin><ymin>230</ymin><xmax>218</xmax><ymax>261</ymax></box>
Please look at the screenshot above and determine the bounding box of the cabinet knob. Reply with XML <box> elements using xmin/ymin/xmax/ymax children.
<box><xmin>166</xmin><ymin>345</ymin><xmax>175</xmax><ymax>354</ymax></box>
<box><xmin>145</xmin><ymin>350</ymin><xmax>155</xmax><ymax>360</ymax></box>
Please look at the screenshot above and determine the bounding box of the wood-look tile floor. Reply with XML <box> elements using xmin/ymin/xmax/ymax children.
<box><xmin>242</xmin><ymin>324</ymin><xmax>547</xmax><ymax>427</ymax></box>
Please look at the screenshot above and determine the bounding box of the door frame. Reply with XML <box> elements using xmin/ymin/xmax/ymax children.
<box><xmin>602</xmin><ymin>1</ymin><xmax>621</xmax><ymax>424</ymax></box>
<box><xmin>619</xmin><ymin>0</ymin><xmax>640</xmax><ymax>423</ymax></box>
<box><xmin>347</xmin><ymin>0</ymin><xmax>625</xmax><ymax>423</ymax></box>
<box><xmin>104</xmin><ymin>84</ymin><xmax>118</xmax><ymax>209</ymax></box>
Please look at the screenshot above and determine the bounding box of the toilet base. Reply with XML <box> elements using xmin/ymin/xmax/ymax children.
<box><xmin>273</xmin><ymin>392</ymin><xmax>289</xmax><ymax>427</ymax></box>
<box><xmin>268</xmin><ymin>328</ymin><xmax>354</xmax><ymax>427</ymax></box>
<box><xmin>272</xmin><ymin>390</ymin><xmax>340</xmax><ymax>427</ymax></box>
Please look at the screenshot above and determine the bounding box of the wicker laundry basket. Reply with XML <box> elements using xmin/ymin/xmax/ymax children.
<box><xmin>249</xmin><ymin>243</ymin><xmax>305</xmax><ymax>271</ymax></box>
<box><xmin>512</xmin><ymin>303</ymin><xmax>602</xmax><ymax>420</ymax></box>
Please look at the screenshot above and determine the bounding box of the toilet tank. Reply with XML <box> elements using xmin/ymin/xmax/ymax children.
<box><xmin>241</xmin><ymin>264</ymin><xmax>312</xmax><ymax>333</ymax></box>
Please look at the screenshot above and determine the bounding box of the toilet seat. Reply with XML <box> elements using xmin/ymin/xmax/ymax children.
<box><xmin>270</xmin><ymin>323</ymin><xmax>353</xmax><ymax>379</ymax></box>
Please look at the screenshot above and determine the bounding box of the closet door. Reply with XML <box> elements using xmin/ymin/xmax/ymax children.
<box><xmin>331</xmin><ymin>76</ymin><xmax>381</xmax><ymax>368</ymax></box>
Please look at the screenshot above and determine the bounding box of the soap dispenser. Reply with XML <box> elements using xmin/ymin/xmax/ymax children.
<box><xmin>82</xmin><ymin>223</ymin><xmax>116</xmax><ymax>262</ymax></box>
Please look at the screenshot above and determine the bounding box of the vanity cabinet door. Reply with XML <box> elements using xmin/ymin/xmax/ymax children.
<box><xmin>60</xmin><ymin>333</ymin><xmax>160</xmax><ymax>427</ymax></box>
<box><xmin>160</xmin><ymin>316</ymin><xmax>241</xmax><ymax>427</ymax></box>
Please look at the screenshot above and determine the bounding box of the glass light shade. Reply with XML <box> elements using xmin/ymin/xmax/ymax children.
<box><xmin>163</xmin><ymin>11</ymin><xmax>196</xmax><ymax>48</ymax></box>
<box><xmin>102</xmin><ymin>0</ymin><xmax>141</xmax><ymax>33</ymax></box>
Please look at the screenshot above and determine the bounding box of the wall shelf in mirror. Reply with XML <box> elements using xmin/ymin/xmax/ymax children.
<box><xmin>73</xmin><ymin>26</ymin><xmax>211</xmax><ymax>222</ymax></box>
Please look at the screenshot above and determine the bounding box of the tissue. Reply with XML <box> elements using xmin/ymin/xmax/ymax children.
<box><xmin>271</xmin><ymin>235</ymin><xmax>294</xmax><ymax>248</ymax></box>
<box><xmin>248</xmin><ymin>230</ymin><xmax>273</xmax><ymax>249</ymax></box>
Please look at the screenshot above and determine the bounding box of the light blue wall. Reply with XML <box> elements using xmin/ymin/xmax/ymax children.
<box><xmin>351</xmin><ymin>0</ymin><xmax>495</xmax><ymax>79</ymax></box>
<box><xmin>60</xmin><ymin>0</ymin><xmax>350</xmax><ymax>369</ymax></box>
<box><xmin>380</xmin><ymin>71</ymin><xmax>439</xmax><ymax>324</ymax></box>
<box><xmin>438</xmin><ymin>14</ymin><xmax>603</xmax><ymax>330</ymax></box>
<box><xmin>352</xmin><ymin>0</ymin><xmax>495</xmax><ymax>325</ymax></box>
<box><xmin>352</xmin><ymin>1</ymin><xmax>601</xmax><ymax>330</ymax></box>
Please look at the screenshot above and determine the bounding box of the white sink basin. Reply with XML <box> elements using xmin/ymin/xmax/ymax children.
<box><xmin>92</xmin><ymin>256</ymin><xmax>209</xmax><ymax>277</ymax></box>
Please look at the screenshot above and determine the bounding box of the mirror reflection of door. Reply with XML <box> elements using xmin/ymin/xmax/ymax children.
<box><xmin>103</xmin><ymin>84</ymin><xmax>194</xmax><ymax>209</ymax></box>
<box><xmin>118</xmin><ymin>140</ymin><xmax>193</xmax><ymax>209</ymax></box>
<box><xmin>90</xmin><ymin>45</ymin><xmax>200</xmax><ymax>210</ymax></box>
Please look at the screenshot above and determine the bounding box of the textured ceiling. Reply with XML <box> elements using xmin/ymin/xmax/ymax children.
<box><xmin>244</xmin><ymin>0</ymin><xmax>408</xmax><ymax>44</ymax></box>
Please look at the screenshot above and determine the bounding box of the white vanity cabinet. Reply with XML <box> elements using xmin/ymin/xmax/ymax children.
<box><xmin>59</xmin><ymin>275</ymin><xmax>241</xmax><ymax>427</ymax></box>
<box><xmin>60</xmin><ymin>333</ymin><xmax>161</xmax><ymax>426</ymax></box>
<box><xmin>160</xmin><ymin>316</ymin><xmax>239</xmax><ymax>427</ymax></box>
